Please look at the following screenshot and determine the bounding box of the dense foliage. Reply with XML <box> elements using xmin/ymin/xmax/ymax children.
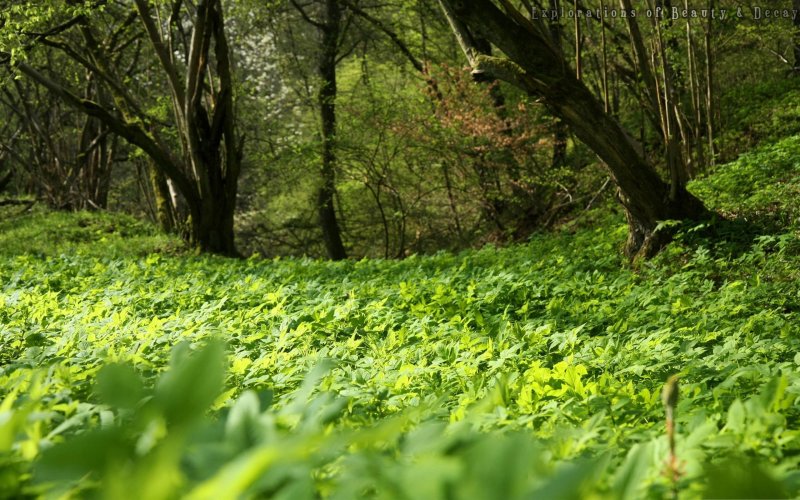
<box><xmin>3</xmin><ymin>0</ymin><xmax>799</xmax><ymax>257</ymax></box>
<box><xmin>3</xmin><ymin>1</ymin><xmax>800</xmax><ymax>498</ymax></box>
<box><xmin>2</xmin><ymin>138</ymin><xmax>800</xmax><ymax>497</ymax></box>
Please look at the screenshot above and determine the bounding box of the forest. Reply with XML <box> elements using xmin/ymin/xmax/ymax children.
<box><xmin>1</xmin><ymin>0</ymin><xmax>800</xmax><ymax>498</ymax></box>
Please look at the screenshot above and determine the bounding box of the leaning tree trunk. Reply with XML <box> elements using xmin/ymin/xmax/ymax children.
<box><xmin>794</xmin><ymin>0</ymin><xmax>800</xmax><ymax>74</ymax></box>
<box><xmin>438</xmin><ymin>0</ymin><xmax>709</xmax><ymax>258</ymax></box>
<box><xmin>548</xmin><ymin>72</ymin><xmax>706</xmax><ymax>255</ymax></box>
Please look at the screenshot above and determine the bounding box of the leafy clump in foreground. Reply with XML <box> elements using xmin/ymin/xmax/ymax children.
<box><xmin>1</xmin><ymin>205</ymin><xmax>799</xmax><ymax>497</ymax></box>
<box><xmin>25</xmin><ymin>342</ymin><xmax>795</xmax><ymax>499</ymax></box>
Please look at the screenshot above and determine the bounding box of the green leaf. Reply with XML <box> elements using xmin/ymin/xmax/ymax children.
<box><xmin>34</xmin><ymin>428</ymin><xmax>129</xmax><ymax>483</ymax></box>
<box><xmin>611</xmin><ymin>442</ymin><xmax>655</xmax><ymax>500</ymax></box>
<box><xmin>154</xmin><ymin>340</ymin><xmax>226</xmax><ymax>426</ymax></box>
<box><xmin>704</xmin><ymin>457</ymin><xmax>788</xmax><ymax>499</ymax></box>
<box><xmin>95</xmin><ymin>363</ymin><xmax>145</xmax><ymax>410</ymax></box>
<box><xmin>725</xmin><ymin>399</ymin><xmax>746</xmax><ymax>434</ymax></box>
<box><xmin>225</xmin><ymin>390</ymin><xmax>263</xmax><ymax>450</ymax></box>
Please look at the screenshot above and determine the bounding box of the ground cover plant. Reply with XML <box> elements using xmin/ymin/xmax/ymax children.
<box><xmin>2</xmin><ymin>139</ymin><xmax>800</xmax><ymax>498</ymax></box>
<box><xmin>5</xmin><ymin>2</ymin><xmax>800</xmax><ymax>498</ymax></box>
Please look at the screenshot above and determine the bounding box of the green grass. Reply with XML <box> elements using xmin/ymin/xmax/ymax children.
<box><xmin>1</xmin><ymin>142</ymin><xmax>800</xmax><ymax>498</ymax></box>
<box><xmin>0</xmin><ymin>204</ymin><xmax>184</xmax><ymax>258</ymax></box>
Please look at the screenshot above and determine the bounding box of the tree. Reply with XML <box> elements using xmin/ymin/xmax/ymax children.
<box><xmin>341</xmin><ymin>0</ymin><xmax>564</xmax><ymax>239</ymax></box>
<box><xmin>9</xmin><ymin>0</ymin><xmax>243</xmax><ymax>255</ymax></box>
<box><xmin>289</xmin><ymin>0</ymin><xmax>348</xmax><ymax>260</ymax></box>
<box><xmin>0</xmin><ymin>128</ymin><xmax>14</xmax><ymax>195</ymax></box>
<box><xmin>437</xmin><ymin>0</ymin><xmax>709</xmax><ymax>257</ymax></box>
<box><xmin>1</xmin><ymin>52</ymin><xmax>118</xmax><ymax>210</ymax></box>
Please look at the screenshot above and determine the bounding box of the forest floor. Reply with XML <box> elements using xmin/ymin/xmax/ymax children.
<box><xmin>1</xmin><ymin>135</ymin><xmax>800</xmax><ymax>498</ymax></box>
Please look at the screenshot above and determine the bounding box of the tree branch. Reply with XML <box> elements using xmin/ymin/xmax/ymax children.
<box><xmin>340</xmin><ymin>0</ymin><xmax>424</xmax><ymax>73</ymax></box>
<box><xmin>40</xmin><ymin>36</ymin><xmax>160</xmax><ymax>126</ymax></box>
<box><xmin>133</xmin><ymin>0</ymin><xmax>186</xmax><ymax>106</ymax></box>
<box><xmin>15</xmin><ymin>61</ymin><xmax>196</xmax><ymax>204</ymax></box>
<box><xmin>290</xmin><ymin>0</ymin><xmax>326</xmax><ymax>29</ymax></box>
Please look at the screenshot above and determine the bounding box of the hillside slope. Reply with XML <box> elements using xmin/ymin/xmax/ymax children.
<box><xmin>1</xmin><ymin>138</ymin><xmax>800</xmax><ymax>498</ymax></box>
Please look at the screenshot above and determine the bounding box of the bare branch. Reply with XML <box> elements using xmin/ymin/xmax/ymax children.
<box><xmin>133</xmin><ymin>0</ymin><xmax>186</xmax><ymax>106</ymax></box>
<box><xmin>15</xmin><ymin>61</ymin><xmax>196</xmax><ymax>204</ymax></box>
<box><xmin>290</xmin><ymin>0</ymin><xmax>326</xmax><ymax>29</ymax></box>
<box><xmin>340</xmin><ymin>0</ymin><xmax>424</xmax><ymax>73</ymax></box>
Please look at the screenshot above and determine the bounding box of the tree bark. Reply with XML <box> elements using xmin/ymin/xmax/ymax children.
<box><xmin>190</xmin><ymin>190</ymin><xmax>238</xmax><ymax>255</ymax></box>
<box><xmin>77</xmin><ymin>106</ymin><xmax>114</xmax><ymax>209</ymax></box>
<box><xmin>704</xmin><ymin>0</ymin><xmax>717</xmax><ymax>165</ymax></box>
<box><xmin>0</xmin><ymin>155</ymin><xmax>11</xmax><ymax>193</ymax></box>
<box><xmin>128</xmin><ymin>0</ymin><xmax>241</xmax><ymax>254</ymax></box>
<box><xmin>438</xmin><ymin>0</ymin><xmax>709</xmax><ymax>258</ymax></box>
<box><xmin>149</xmin><ymin>163</ymin><xmax>176</xmax><ymax>233</ymax></box>
<box><xmin>794</xmin><ymin>0</ymin><xmax>800</xmax><ymax>73</ymax></box>
<box><xmin>317</xmin><ymin>0</ymin><xmax>348</xmax><ymax>260</ymax></box>
<box><xmin>547</xmin><ymin>0</ymin><xmax>568</xmax><ymax>171</ymax></box>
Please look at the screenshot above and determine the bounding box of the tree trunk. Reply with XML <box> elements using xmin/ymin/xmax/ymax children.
<box><xmin>794</xmin><ymin>0</ymin><xmax>800</xmax><ymax>73</ymax></box>
<box><xmin>14</xmin><ymin>0</ymin><xmax>244</xmax><ymax>256</ymax></box>
<box><xmin>0</xmin><ymin>151</ymin><xmax>12</xmax><ymax>193</ymax></box>
<box><xmin>573</xmin><ymin>0</ymin><xmax>582</xmax><ymax>80</ymax></box>
<box><xmin>600</xmin><ymin>0</ymin><xmax>609</xmax><ymax>112</ymax></box>
<box><xmin>550</xmin><ymin>75</ymin><xmax>706</xmax><ymax>255</ymax></box>
<box><xmin>703</xmin><ymin>0</ymin><xmax>717</xmax><ymax>165</ymax></box>
<box><xmin>547</xmin><ymin>1</ymin><xmax>569</xmax><ymax>171</ymax></box>
<box><xmin>438</xmin><ymin>0</ymin><xmax>709</xmax><ymax>258</ymax></box>
<box><xmin>684</xmin><ymin>0</ymin><xmax>704</xmax><ymax>176</ymax></box>
<box><xmin>190</xmin><ymin>190</ymin><xmax>237</xmax><ymax>256</ymax></box>
<box><xmin>652</xmin><ymin>0</ymin><xmax>690</xmax><ymax>199</ymax></box>
<box><xmin>149</xmin><ymin>163</ymin><xmax>176</xmax><ymax>233</ymax></box>
<box><xmin>318</xmin><ymin>0</ymin><xmax>347</xmax><ymax>260</ymax></box>
<box><xmin>78</xmin><ymin>116</ymin><xmax>113</xmax><ymax>210</ymax></box>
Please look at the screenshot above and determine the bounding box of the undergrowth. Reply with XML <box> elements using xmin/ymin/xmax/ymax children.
<box><xmin>0</xmin><ymin>205</ymin><xmax>183</xmax><ymax>258</ymax></box>
<box><xmin>0</xmin><ymin>137</ymin><xmax>799</xmax><ymax>498</ymax></box>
